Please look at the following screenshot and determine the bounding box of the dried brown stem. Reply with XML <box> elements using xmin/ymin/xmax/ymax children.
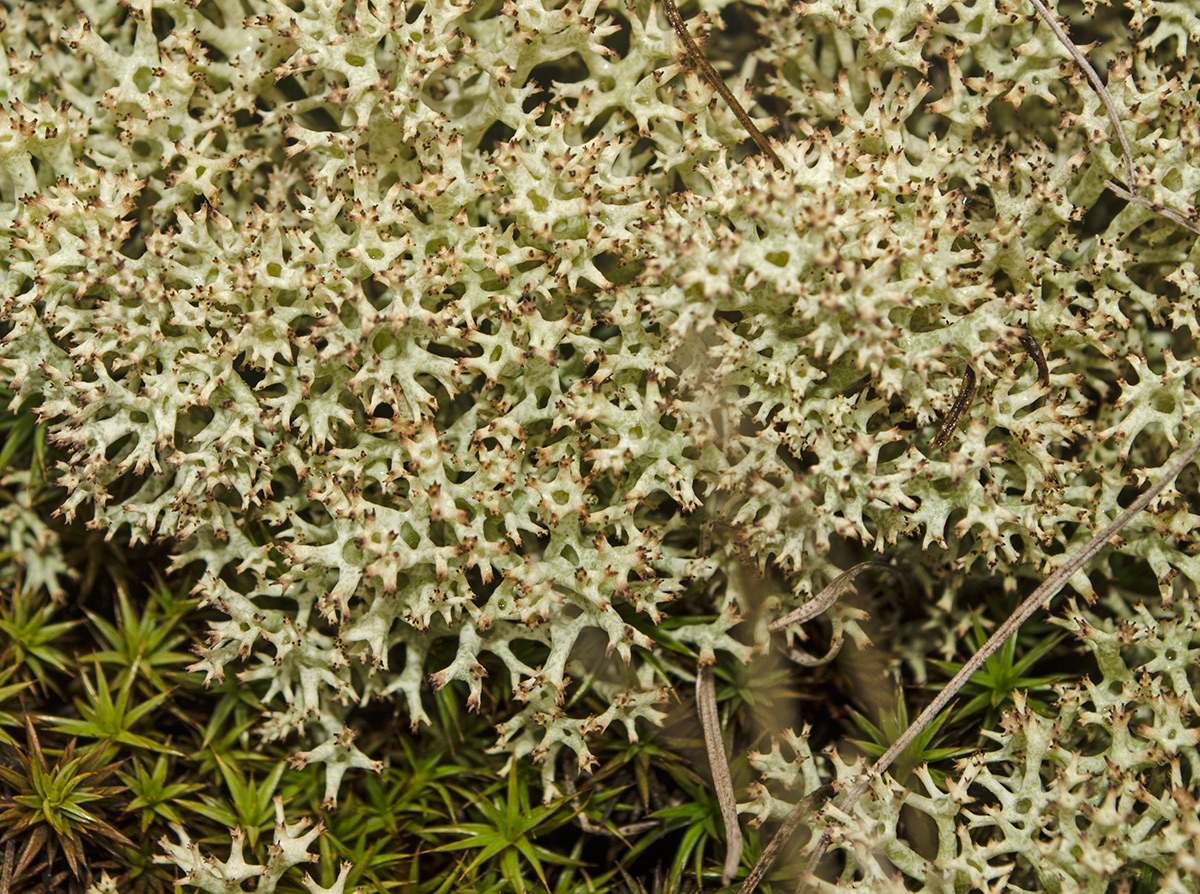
<box><xmin>735</xmin><ymin>784</ymin><xmax>835</xmax><ymax>894</ymax></box>
<box><xmin>932</xmin><ymin>366</ymin><xmax>977</xmax><ymax>449</ymax></box>
<box><xmin>659</xmin><ymin>0</ymin><xmax>784</xmax><ymax>170</ymax></box>
<box><xmin>1017</xmin><ymin>329</ymin><xmax>1050</xmax><ymax>387</ymax></box>
<box><xmin>697</xmin><ymin>662</ymin><xmax>744</xmax><ymax>884</ymax></box>
<box><xmin>792</xmin><ymin>437</ymin><xmax>1200</xmax><ymax>893</ymax></box>
<box><xmin>769</xmin><ymin>561</ymin><xmax>893</xmax><ymax>633</ymax></box>
<box><xmin>1104</xmin><ymin>179</ymin><xmax>1200</xmax><ymax>236</ymax></box>
<box><xmin>0</xmin><ymin>840</ymin><xmax>13</xmax><ymax>894</ymax></box>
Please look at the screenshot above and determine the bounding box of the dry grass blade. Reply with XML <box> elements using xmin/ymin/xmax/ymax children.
<box><xmin>790</xmin><ymin>437</ymin><xmax>1200</xmax><ymax>892</ymax></box>
<box><xmin>10</xmin><ymin>826</ymin><xmax>49</xmax><ymax>884</ymax></box>
<box><xmin>697</xmin><ymin>661</ymin><xmax>743</xmax><ymax>884</ymax></box>
<box><xmin>932</xmin><ymin>367</ymin><xmax>977</xmax><ymax>449</ymax></box>
<box><xmin>1017</xmin><ymin>329</ymin><xmax>1050</xmax><ymax>387</ymax></box>
<box><xmin>0</xmin><ymin>841</ymin><xmax>11</xmax><ymax>894</ymax></box>
<box><xmin>659</xmin><ymin>0</ymin><xmax>784</xmax><ymax>170</ymax></box>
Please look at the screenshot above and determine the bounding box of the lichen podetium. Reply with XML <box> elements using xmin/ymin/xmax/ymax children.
<box><xmin>1</xmin><ymin>0</ymin><xmax>1199</xmax><ymax>888</ymax></box>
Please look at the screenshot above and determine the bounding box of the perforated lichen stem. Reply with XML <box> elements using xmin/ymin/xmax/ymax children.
<box><xmin>659</xmin><ymin>0</ymin><xmax>784</xmax><ymax>170</ymax></box>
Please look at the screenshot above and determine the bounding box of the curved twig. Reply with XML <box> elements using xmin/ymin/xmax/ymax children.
<box><xmin>770</xmin><ymin>561</ymin><xmax>894</xmax><ymax>633</ymax></box>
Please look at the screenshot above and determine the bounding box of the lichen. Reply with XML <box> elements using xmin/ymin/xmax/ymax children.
<box><xmin>153</xmin><ymin>796</ymin><xmax>352</xmax><ymax>894</ymax></box>
<box><xmin>744</xmin><ymin>593</ymin><xmax>1200</xmax><ymax>891</ymax></box>
<box><xmin>1</xmin><ymin>0</ymin><xmax>1199</xmax><ymax>883</ymax></box>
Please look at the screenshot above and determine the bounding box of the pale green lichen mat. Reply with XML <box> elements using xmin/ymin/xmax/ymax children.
<box><xmin>2</xmin><ymin>0</ymin><xmax>1200</xmax><ymax>889</ymax></box>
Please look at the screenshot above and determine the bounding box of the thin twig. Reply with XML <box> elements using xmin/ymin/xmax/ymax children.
<box><xmin>735</xmin><ymin>783</ymin><xmax>835</xmax><ymax>894</ymax></box>
<box><xmin>770</xmin><ymin>561</ymin><xmax>893</xmax><ymax>633</ymax></box>
<box><xmin>792</xmin><ymin>437</ymin><xmax>1200</xmax><ymax>892</ymax></box>
<box><xmin>697</xmin><ymin>662</ymin><xmax>744</xmax><ymax>884</ymax></box>
<box><xmin>1025</xmin><ymin>0</ymin><xmax>1135</xmax><ymax>190</ymax></box>
<box><xmin>1104</xmin><ymin>179</ymin><xmax>1200</xmax><ymax>236</ymax></box>
<box><xmin>659</xmin><ymin>0</ymin><xmax>784</xmax><ymax>170</ymax></box>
